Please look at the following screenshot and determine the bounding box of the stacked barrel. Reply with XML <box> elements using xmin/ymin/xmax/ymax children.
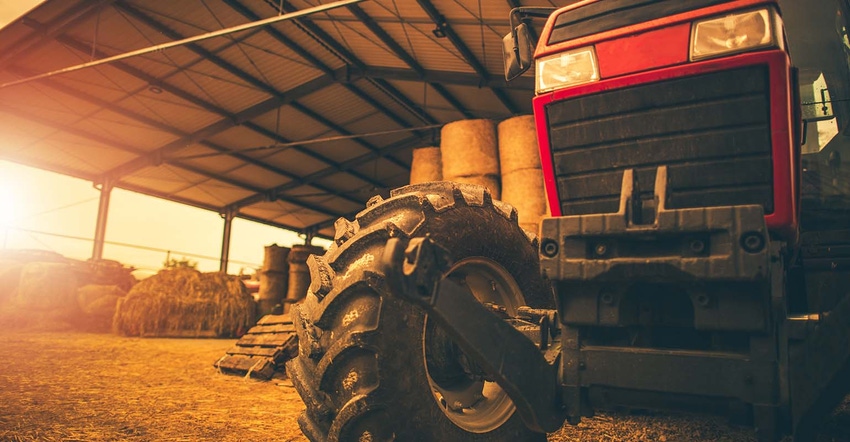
<box><xmin>257</xmin><ymin>244</ymin><xmax>289</xmax><ymax>317</ymax></box>
<box><xmin>284</xmin><ymin>245</ymin><xmax>325</xmax><ymax>313</ymax></box>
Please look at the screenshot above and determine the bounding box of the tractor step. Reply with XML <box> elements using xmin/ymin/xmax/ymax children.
<box><xmin>214</xmin><ymin>314</ymin><xmax>297</xmax><ymax>380</ymax></box>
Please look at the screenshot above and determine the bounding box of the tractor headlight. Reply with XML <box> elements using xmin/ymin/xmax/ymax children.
<box><xmin>691</xmin><ymin>8</ymin><xmax>780</xmax><ymax>60</ymax></box>
<box><xmin>536</xmin><ymin>46</ymin><xmax>599</xmax><ymax>94</ymax></box>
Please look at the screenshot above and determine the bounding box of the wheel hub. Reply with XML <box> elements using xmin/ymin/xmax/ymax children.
<box><xmin>422</xmin><ymin>257</ymin><xmax>523</xmax><ymax>433</ymax></box>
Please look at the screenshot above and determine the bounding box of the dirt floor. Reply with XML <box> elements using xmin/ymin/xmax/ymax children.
<box><xmin>0</xmin><ymin>330</ymin><xmax>847</xmax><ymax>442</ymax></box>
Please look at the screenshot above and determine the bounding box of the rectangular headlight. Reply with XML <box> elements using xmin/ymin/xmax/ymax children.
<box><xmin>691</xmin><ymin>8</ymin><xmax>779</xmax><ymax>61</ymax></box>
<box><xmin>536</xmin><ymin>46</ymin><xmax>599</xmax><ymax>94</ymax></box>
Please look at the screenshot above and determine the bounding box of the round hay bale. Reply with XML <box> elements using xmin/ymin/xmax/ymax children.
<box><xmin>87</xmin><ymin>259</ymin><xmax>136</xmax><ymax>291</ymax></box>
<box><xmin>112</xmin><ymin>268</ymin><xmax>254</xmax><ymax>338</ymax></box>
<box><xmin>76</xmin><ymin>284</ymin><xmax>125</xmax><ymax>332</ymax></box>
<box><xmin>77</xmin><ymin>284</ymin><xmax>125</xmax><ymax>316</ymax></box>
<box><xmin>441</xmin><ymin>119</ymin><xmax>499</xmax><ymax>178</ymax></box>
<box><xmin>285</xmin><ymin>245</ymin><xmax>325</xmax><ymax>312</ymax></box>
<box><xmin>409</xmin><ymin>146</ymin><xmax>443</xmax><ymax>184</ymax></box>
<box><xmin>448</xmin><ymin>174</ymin><xmax>502</xmax><ymax>200</ymax></box>
<box><xmin>261</xmin><ymin>244</ymin><xmax>290</xmax><ymax>272</ymax></box>
<box><xmin>502</xmin><ymin>168</ymin><xmax>547</xmax><ymax>233</ymax></box>
<box><xmin>498</xmin><ymin>115</ymin><xmax>541</xmax><ymax>175</ymax></box>
<box><xmin>14</xmin><ymin>262</ymin><xmax>78</xmax><ymax>311</ymax></box>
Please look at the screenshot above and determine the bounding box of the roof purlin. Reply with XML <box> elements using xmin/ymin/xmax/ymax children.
<box><xmin>223</xmin><ymin>0</ymin><xmax>432</xmax><ymax>160</ymax></box>
<box><xmin>46</xmin><ymin>33</ymin><xmax>382</xmax><ymax>208</ymax></box>
<box><xmin>102</xmin><ymin>74</ymin><xmax>336</xmax><ymax>179</ymax></box>
<box><xmin>116</xmin><ymin>2</ymin><xmax>392</xmax><ymax>191</ymax></box>
<box><xmin>277</xmin><ymin>2</ymin><xmax>441</xmax><ymax>126</ymax></box>
<box><xmin>416</xmin><ymin>0</ymin><xmax>519</xmax><ymax>114</ymax></box>
<box><xmin>0</xmin><ymin>97</ymin><xmax>346</xmax><ymax>220</ymax></box>
<box><xmin>347</xmin><ymin>3</ymin><xmax>473</xmax><ymax>119</ymax></box>
<box><xmin>230</xmin><ymin>132</ymin><xmax>425</xmax><ymax>210</ymax></box>
<box><xmin>0</xmin><ymin>1</ymin><xmax>113</xmax><ymax>70</ymax></box>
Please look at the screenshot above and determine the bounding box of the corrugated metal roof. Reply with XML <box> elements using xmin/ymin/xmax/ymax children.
<box><xmin>0</xmin><ymin>0</ymin><xmax>566</xmax><ymax>238</ymax></box>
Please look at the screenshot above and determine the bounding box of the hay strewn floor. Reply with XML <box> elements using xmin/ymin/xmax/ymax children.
<box><xmin>0</xmin><ymin>331</ymin><xmax>305</xmax><ymax>442</ymax></box>
<box><xmin>0</xmin><ymin>331</ymin><xmax>847</xmax><ymax>441</ymax></box>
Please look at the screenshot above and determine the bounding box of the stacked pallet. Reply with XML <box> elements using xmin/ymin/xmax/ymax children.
<box><xmin>214</xmin><ymin>314</ymin><xmax>297</xmax><ymax>380</ymax></box>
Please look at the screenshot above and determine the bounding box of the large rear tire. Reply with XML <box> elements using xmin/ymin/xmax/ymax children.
<box><xmin>286</xmin><ymin>182</ymin><xmax>552</xmax><ymax>442</ymax></box>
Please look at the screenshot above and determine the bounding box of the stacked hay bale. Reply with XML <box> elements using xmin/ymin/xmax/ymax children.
<box><xmin>257</xmin><ymin>244</ymin><xmax>290</xmax><ymax>317</ymax></box>
<box><xmin>76</xmin><ymin>284</ymin><xmax>125</xmax><ymax>332</ymax></box>
<box><xmin>14</xmin><ymin>262</ymin><xmax>79</xmax><ymax>312</ymax></box>
<box><xmin>285</xmin><ymin>245</ymin><xmax>325</xmax><ymax>312</ymax></box>
<box><xmin>87</xmin><ymin>259</ymin><xmax>136</xmax><ymax>292</ymax></box>
<box><xmin>409</xmin><ymin>146</ymin><xmax>443</xmax><ymax>184</ymax></box>
<box><xmin>499</xmin><ymin>115</ymin><xmax>548</xmax><ymax>233</ymax></box>
<box><xmin>112</xmin><ymin>267</ymin><xmax>254</xmax><ymax>338</ymax></box>
<box><xmin>0</xmin><ymin>261</ymin><xmax>80</xmax><ymax>331</ymax></box>
<box><xmin>441</xmin><ymin>119</ymin><xmax>501</xmax><ymax>199</ymax></box>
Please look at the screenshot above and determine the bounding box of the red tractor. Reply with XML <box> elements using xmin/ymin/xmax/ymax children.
<box><xmin>287</xmin><ymin>0</ymin><xmax>850</xmax><ymax>440</ymax></box>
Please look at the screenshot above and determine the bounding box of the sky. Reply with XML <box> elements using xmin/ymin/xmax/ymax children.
<box><xmin>0</xmin><ymin>160</ymin><xmax>330</xmax><ymax>276</ymax></box>
<box><xmin>0</xmin><ymin>2</ymin><xmax>331</xmax><ymax>276</ymax></box>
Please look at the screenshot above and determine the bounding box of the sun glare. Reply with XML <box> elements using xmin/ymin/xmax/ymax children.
<box><xmin>0</xmin><ymin>184</ymin><xmax>18</xmax><ymax>227</ymax></box>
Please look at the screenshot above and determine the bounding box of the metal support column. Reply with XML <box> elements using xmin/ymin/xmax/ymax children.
<box><xmin>303</xmin><ymin>227</ymin><xmax>317</xmax><ymax>246</ymax></box>
<box><xmin>220</xmin><ymin>208</ymin><xmax>236</xmax><ymax>273</ymax></box>
<box><xmin>91</xmin><ymin>177</ymin><xmax>114</xmax><ymax>261</ymax></box>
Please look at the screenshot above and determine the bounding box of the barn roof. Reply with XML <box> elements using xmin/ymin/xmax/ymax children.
<box><xmin>0</xmin><ymin>0</ymin><xmax>564</xmax><ymax>238</ymax></box>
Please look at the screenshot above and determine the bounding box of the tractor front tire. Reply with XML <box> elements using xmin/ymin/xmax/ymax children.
<box><xmin>287</xmin><ymin>182</ymin><xmax>552</xmax><ymax>442</ymax></box>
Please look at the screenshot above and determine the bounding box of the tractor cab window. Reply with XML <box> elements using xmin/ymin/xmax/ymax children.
<box><xmin>781</xmin><ymin>0</ymin><xmax>850</xmax><ymax>230</ymax></box>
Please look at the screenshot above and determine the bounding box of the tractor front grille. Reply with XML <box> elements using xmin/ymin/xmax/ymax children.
<box><xmin>546</xmin><ymin>65</ymin><xmax>774</xmax><ymax>216</ymax></box>
<box><xmin>548</xmin><ymin>0</ymin><xmax>730</xmax><ymax>44</ymax></box>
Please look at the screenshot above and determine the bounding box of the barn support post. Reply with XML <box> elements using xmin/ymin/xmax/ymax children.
<box><xmin>91</xmin><ymin>177</ymin><xmax>114</xmax><ymax>261</ymax></box>
<box><xmin>303</xmin><ymin>226</ymin><xmax>318</xmax><ymax>246</ymax></box>
<box><xmin>219</xmin><ymin>208</ymin><xmax>236</xmax><ymax>273</ymax></box>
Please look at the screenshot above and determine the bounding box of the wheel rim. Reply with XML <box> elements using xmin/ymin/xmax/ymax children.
<box><xmin>422</xmin><ymin>257</ymin><xmax>522</xmax><ymax>433</ymax></box>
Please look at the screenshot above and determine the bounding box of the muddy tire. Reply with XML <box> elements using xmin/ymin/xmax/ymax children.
<box><xmin>286</xmin><ymin>182</ymin><xmax>552</xmax><ymax>442</ymax></box>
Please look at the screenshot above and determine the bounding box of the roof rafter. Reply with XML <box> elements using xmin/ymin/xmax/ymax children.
<box><xmin>275</xmin><ymin>2</ymin><xmax>444</xmax><ymax>125</ymax></box>
<box><xmin>416</xmin><ymin>0</ymin><xmax>519</xmax><ymax>114</ymax></box>
<box><xmin>0</xmin><ymin>0</ymin><xmax>114</xmax><ymax>70</ymax></box>
<box><xmin>103</xmin><ymin>4</ymin><xmax>389</xmax><ymax>192</ymax></box>
<box><xmin>345</xmin><ymin>65</ymin><xmax>533</xmax><ymax>90</ymax></box>
<box><xmin>115</xmin><ymin>180</ymin><xmax>321</xmax><ymax>235</ymax></box>
<box><xmin>43</xmin><ymin>33</ymin><xmax>375</xmax><ymax>208</ymax></box>
<box><xmin>117</xmin><ymin>3</ymin><xmax>410</xmax><ymax>173</ymax></box>
<box><xmin>347</xmin><ymin>3</ymin><xmax>474</xmax><ymax>119</ymax></box>
<box><xmin>230</xmin><ymin>131</ymin><xmax>427</xmax><ymax>210</ymax></box>
<box><xmin>99</xmin><ymin>74</ymin><xmax>335</xmax><ymax>179</ymax></box>
<box><xmin>222</xmin><ymin>0</ymin><xmax>435</xmax><ymax>132</ymax></box>
<box><xmin>0</xmin><ymin>96</ymin><xmax>345</xmax><ymax>220</ymax></box>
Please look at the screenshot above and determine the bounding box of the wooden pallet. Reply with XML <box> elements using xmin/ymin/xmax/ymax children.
<box><xmin>214</xmin><ymin>314</ymin><xmax>297</xmax><ymax>380</ymax></box>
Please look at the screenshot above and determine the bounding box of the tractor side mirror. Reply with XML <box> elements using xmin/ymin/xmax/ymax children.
<box><xmin>502</xmin><ymin>23</ymin><xmax>534</xmax><ymax>81</ymax></box>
